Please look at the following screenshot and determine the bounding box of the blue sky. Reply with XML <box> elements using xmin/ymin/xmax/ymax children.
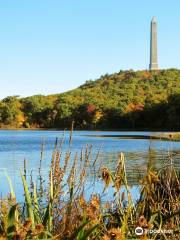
<box><xmin>0</xmin><ymin>0</ymin><xmax>179</xmax><ymax>99</ymax></box>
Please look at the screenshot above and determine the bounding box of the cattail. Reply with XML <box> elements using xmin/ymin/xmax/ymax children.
<box><xmin>23</xmin><ymin>219</ymin><xmax>32</xmax><ymax>231</ymax></box>
<box><xmin>101</xmin><ymin>167</ymin><xmax>112</xmax><ymax>188</ymax></box>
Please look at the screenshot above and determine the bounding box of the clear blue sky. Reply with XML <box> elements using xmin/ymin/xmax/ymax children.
<box><xmin>0</xmin><ymin>0</ymin><xmax>179</xmax><ymax>99</ymax></box>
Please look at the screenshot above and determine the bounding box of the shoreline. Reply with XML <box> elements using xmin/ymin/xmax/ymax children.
<box><xmin>83</xmin><ymin>133</ymin><xmax>180</xmax><ymax>141</ymax></box>
<box><xmin>0</xmin><ymin>127</ymin><xmax>179</xmax><ymax>141</ymax></box>
<box><xmin>0</xmin><ymin>126</ymin><xmax>179</xmax><ymax>131</ymax></box>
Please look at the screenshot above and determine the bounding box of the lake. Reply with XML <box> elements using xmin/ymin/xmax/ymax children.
<box><xmin>0</xmin><ymin>130</ymin><xmax>179</xmax><ymax>201</ymax></box>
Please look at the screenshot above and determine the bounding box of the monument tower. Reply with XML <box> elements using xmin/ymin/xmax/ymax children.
<box><xmin>149</xmin><ymin>17</ymin><xmax>158</xmax><ymax>70</ymax></box>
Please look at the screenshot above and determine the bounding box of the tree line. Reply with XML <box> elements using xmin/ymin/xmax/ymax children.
<box><xmin>0</xmin><ymin>69</ymin><xmax>179</xmax><ymax>130</ymax></box>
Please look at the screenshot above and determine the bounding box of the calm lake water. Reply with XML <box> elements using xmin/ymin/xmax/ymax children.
<box><xmin>0</xmin><ymin>130</ymin><xmax>179</xmax><ymax>201</ymax></box>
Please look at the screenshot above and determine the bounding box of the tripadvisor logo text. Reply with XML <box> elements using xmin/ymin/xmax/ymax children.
<box><xmin>135</xmin><ymin>227</ymin><xmax>173</xmax><ymax>236</ymax></box>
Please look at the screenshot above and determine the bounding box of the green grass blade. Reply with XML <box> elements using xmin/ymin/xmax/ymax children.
<box><xmin>68</xmin><ymin>220</ymin><xmax>90</xmax><ymax>240</ymax></box>
<box><xmin>78</xmin><ymin>224</ymin><xmax>99</xmax><ymax>240</ymax></box>
<box><xmin>20</xmin><ymin>170</ymin><xmax>35</xmax><ymax>228</ymax></box>
<box><xmin>7</xmin><ymin>204</ymin><xmax>18</xmax><ymax>236</ymax></box>
<box><xmin>5</xmin><ymin>171</ymin><xmax>15</xmax><ymax>199</ymax></box>
<box><xmin>43</xmin><ymin>170</ymin><xmax>53</xmax><ymax>231</ymax></box>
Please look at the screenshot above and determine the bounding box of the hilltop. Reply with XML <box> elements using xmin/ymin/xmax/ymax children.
<box><xmin>0</xmin><ymin>69</ymin><xmax>180</xmax><ymax>130</ymax></box>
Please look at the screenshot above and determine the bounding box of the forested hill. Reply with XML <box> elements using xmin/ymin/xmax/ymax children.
<box><xmin>0</xmin><ymin>69</ymin><xmax>180</xmax><ymax>130</ymax></box>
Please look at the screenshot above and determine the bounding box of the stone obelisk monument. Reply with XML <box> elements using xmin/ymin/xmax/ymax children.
<box><xmin>149</xmin><ymin>17</ymin><xmax>158</xmax><ymax>70</ymax></box>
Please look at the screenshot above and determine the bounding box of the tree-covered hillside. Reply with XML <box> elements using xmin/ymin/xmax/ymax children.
<box><xmin>0</xmin><ymin>69</ymin><xmax>180</xmax><ymax>130</ymax></box>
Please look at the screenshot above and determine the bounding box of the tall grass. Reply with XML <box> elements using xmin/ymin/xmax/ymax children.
<box><xmin>0</xmin><ymin>132</ymin><xmax>179</xmax><ymax>239</ymax></box>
